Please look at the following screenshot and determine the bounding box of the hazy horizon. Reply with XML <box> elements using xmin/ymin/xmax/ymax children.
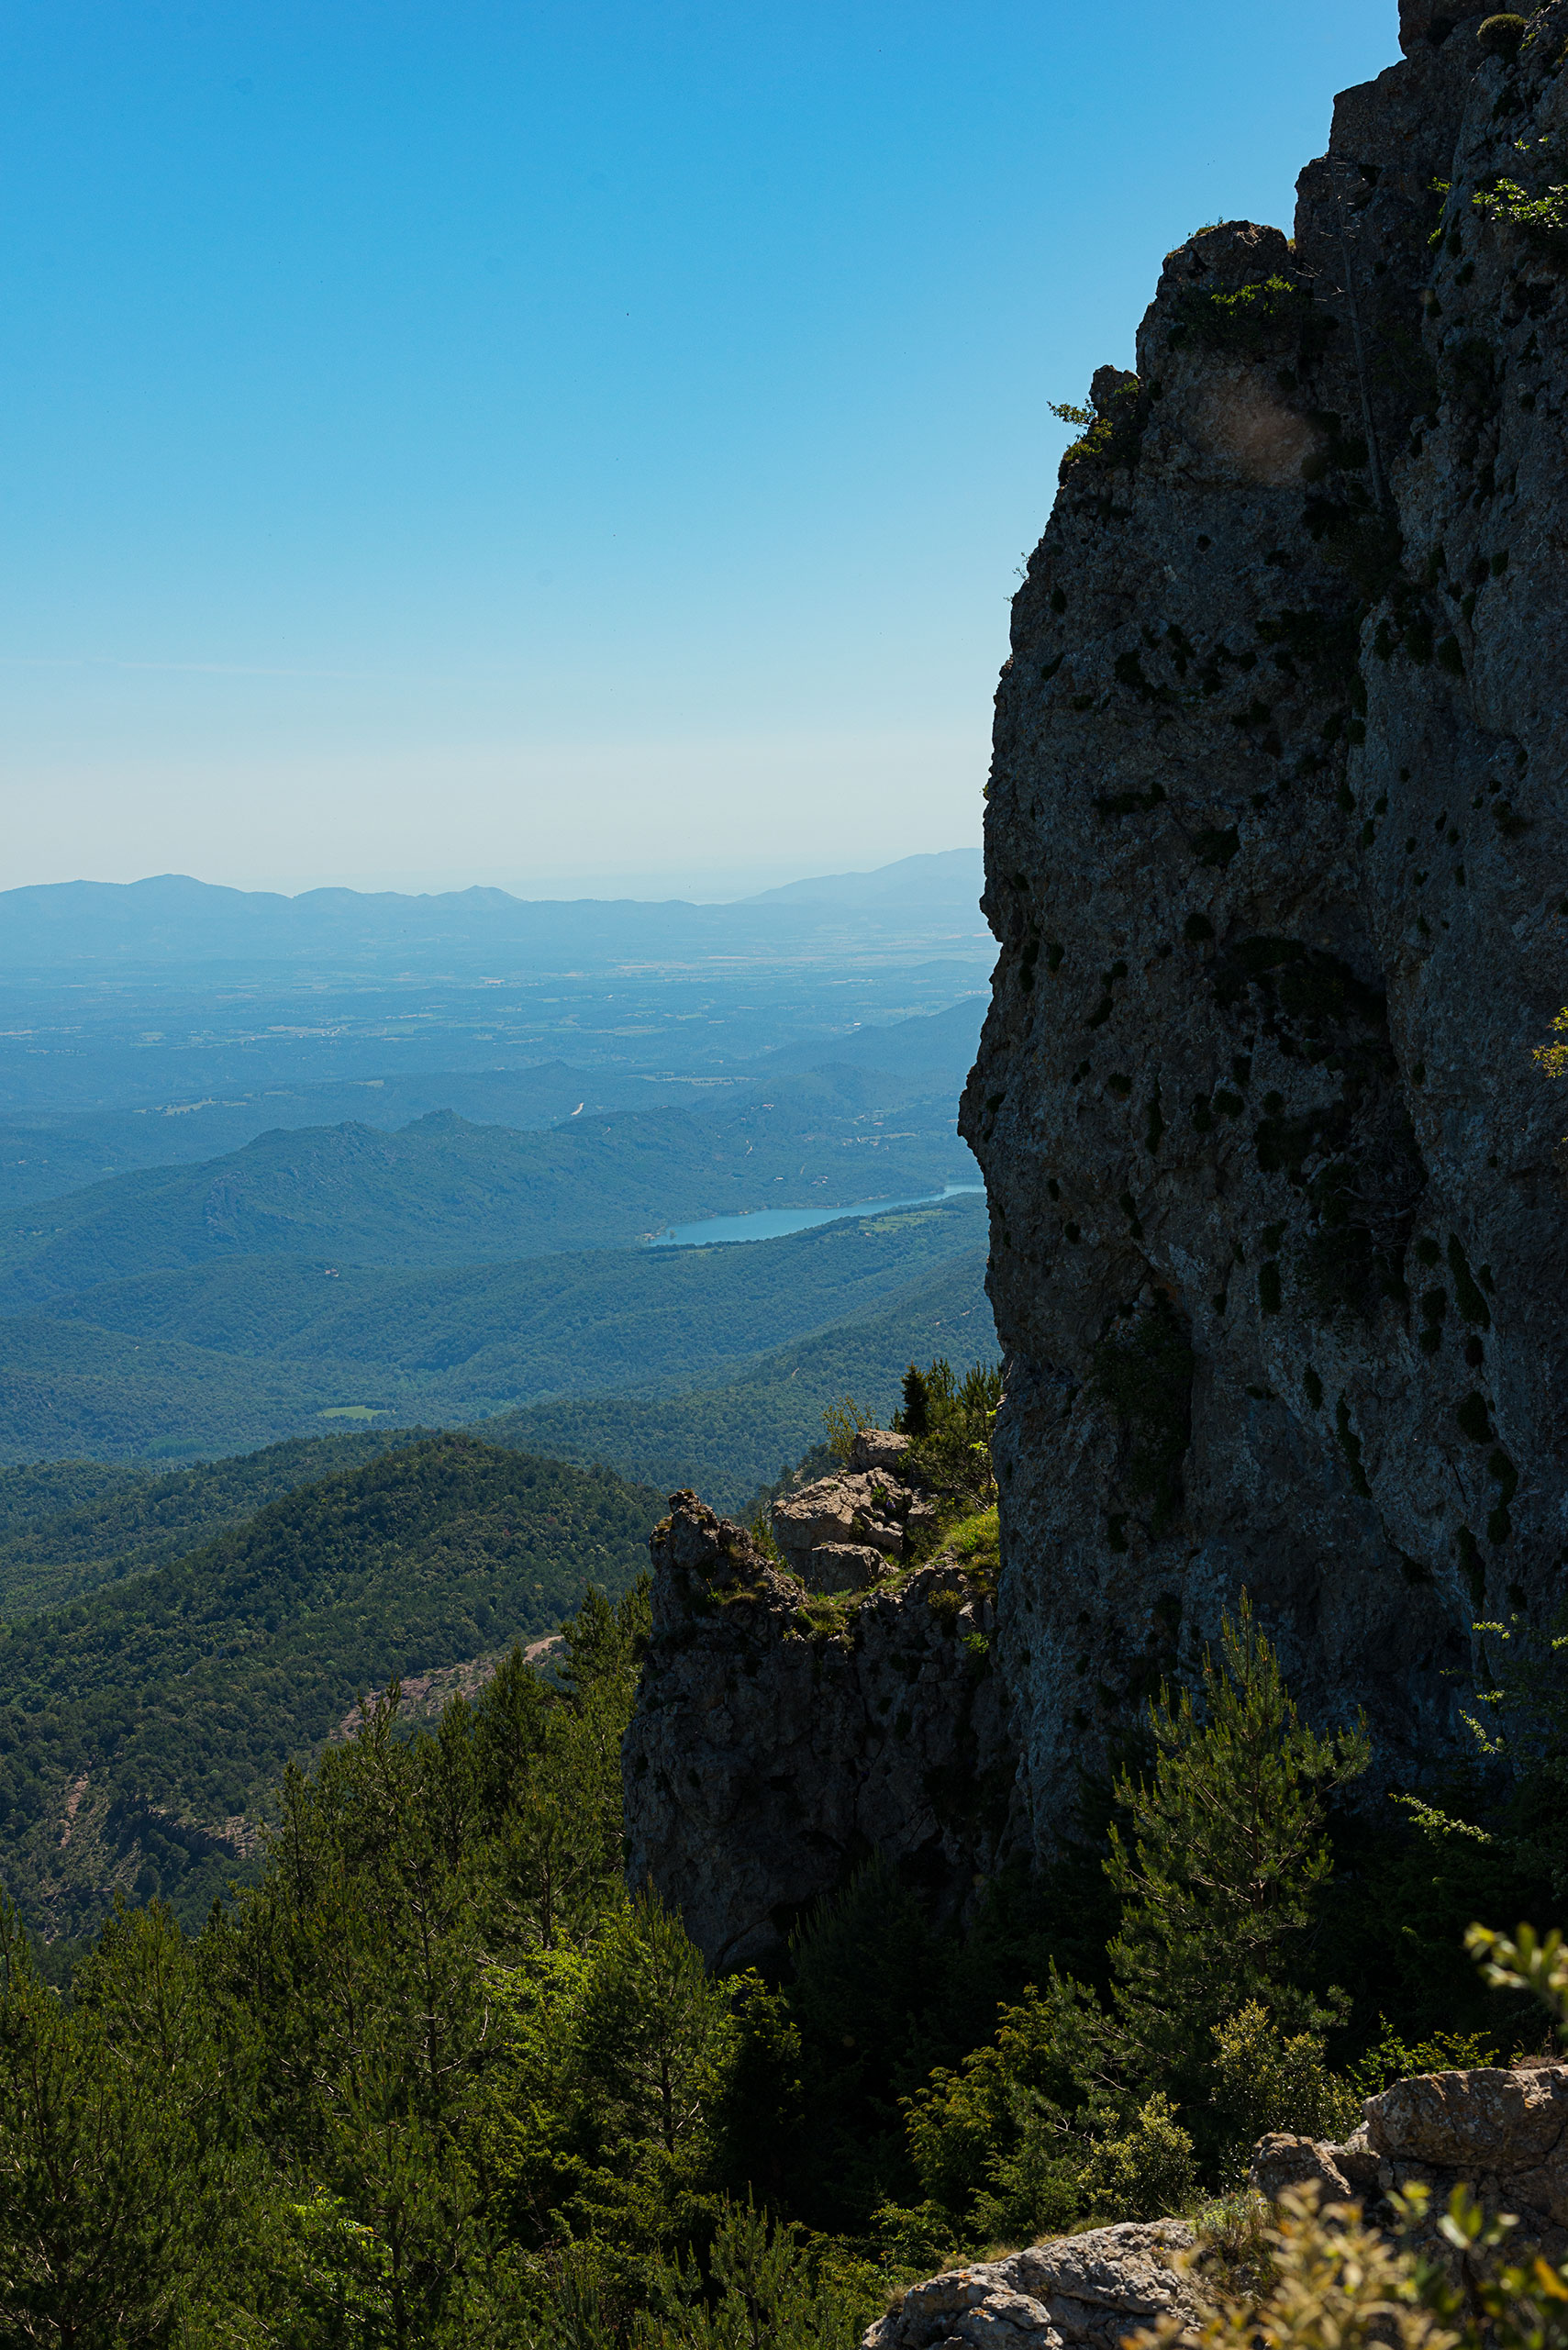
<box><xmin>0</xmin><ymin>842</ymin><xmax>983</xmax><ymax>908</ymax></box>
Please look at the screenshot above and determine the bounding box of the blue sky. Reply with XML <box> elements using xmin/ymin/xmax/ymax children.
<box><xmin>1</xmin><ymin>1</ymin><xmax>1398</xmax><ymax>899</ymax></box>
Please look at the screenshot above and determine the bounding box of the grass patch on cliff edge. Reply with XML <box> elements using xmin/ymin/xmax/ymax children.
<box><xmin>947</xmin><ymin>1503</ymin><xmax>999</xmax><ymax>1592</ymax></box>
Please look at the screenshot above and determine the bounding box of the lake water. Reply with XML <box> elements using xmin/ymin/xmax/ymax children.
<box><xmin>643</xmin><ymin>1183</ymin><xmax>984</xmax><ymax>1250</ymax></box>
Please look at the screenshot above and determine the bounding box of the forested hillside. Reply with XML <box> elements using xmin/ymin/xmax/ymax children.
<box><xmin>1</xmin><ymin>1520</ymin><xmax>1558</xmax><ymax>2348</ymax></box>
<box><xmin>484</xmin><ymin>1247</ymin><xmax>990</xmax><ymax>1509</ymax></box>
<box><xmin>0</xmin><ymin>1433</ymin><xmax>658</xmax><ymax>1937</ymax></box>
<box><xmin>0</xmin><ymin>1426</ymin><xmax>429</xmax><ymax>1616</ymax></box>
<box><xmin>0</xmin><ymin>1197</ymin><xmax>988</xmax><ymax>1462</ymax></box>
<box><xmin>0</xmin><ymin>1315</ymin><xmax>349</xmax><ymax>1462</ymax></box>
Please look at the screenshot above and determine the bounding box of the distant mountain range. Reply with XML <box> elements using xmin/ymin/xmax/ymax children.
<box><xmin>741</xmin><ymin>850</ymin><xmax>983</xmax><ymax>907</ymax></box>
<box><xmin>0</xmin><ymin>850</ymin><xmax>985</xmax><ymax>974</ymax></box>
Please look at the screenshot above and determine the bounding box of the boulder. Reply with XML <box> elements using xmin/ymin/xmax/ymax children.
<box><xmin>851</xmin><ymin>1426</ymin><xmax>914</xmax><ymax>1476</ymax></box>
<box><xmin>865</xmin><ymin>2221</ymin><xmax>1201</xmax><ymax>2350</ymax></box>
<box><xmin>1364</xmin><ymin>2063</ymin><xmax>1568</xmax><ymax>2181</ymax></box>
<box><xmin>771</xmin><ymin>1434</ymin><xmax>931</xmax><ymax>1589</ymax></box>
<box><xmin>1251</xmin><ymin>2133</ymin><xmax>1354</xmax><ymax>2205</ymax></box>
<box><xmin>1247</xmin><ymin>2062</ymin><xmax>1568</xmax><ymax>2262</ymax></box>
<box><xmin>808</xmin><ymin>1542</ymin><xmax>893</xmax><ymax>1590</ymax></box>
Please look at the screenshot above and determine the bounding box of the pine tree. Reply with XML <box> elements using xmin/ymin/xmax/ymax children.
<box><xmin>0</xmin><ymin>1899</ymin><xmax>246</xmax><ymax>2346</ymax></box>
<box><xmin>1105</xmin><ymin>1593</ymin><xmax>1370</xmax><ymax>2087</ymax></box>
<box><xmin>571</xmin><ymin>1889</ymin><xmax>735</xmax><ymax>2167</ymax></box>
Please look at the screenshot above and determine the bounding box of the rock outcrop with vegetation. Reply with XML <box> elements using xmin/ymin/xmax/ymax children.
<box><xmin>771</xmin><ymin>1426</ymin><xmax>939</xmax><ymax>1589</ymax></box>
<box><xmin>621</xmin><ymin>1489</ymin><xmax>1009</xmax><ymax>1966</ymax></box>
<box><xmin>864</xmin><ymin>2219</ymin><xmax>1202</xmax><ymax>2350</ymax></box>
<box><xmin>1255</xmin><ymin>2055</ymin><xmax>1568</xmax><ymax>2261</ymax></box>
<box><xmin>960</xmin><ymin>0</ymin><xmax>1568</xmax><ymax>1828</ymax></box>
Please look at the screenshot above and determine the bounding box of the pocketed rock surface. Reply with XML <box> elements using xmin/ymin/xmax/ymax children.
<box><xmin>959</xmin><ymin>0</ymin><xmax>1568</xmax><ymax>1837</ymax></box>
<box><xmin>621</xmin><ymin>1492</ymin><xmax>1010</xmax><ymax>1967</ymax></box>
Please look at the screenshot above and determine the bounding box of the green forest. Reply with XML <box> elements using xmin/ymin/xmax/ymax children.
<box><xmin>482</xmin><ymin>1248</ymin><xmax>991</xmax><ymax>1510</ymax></box>
<box><xmin>0</xmin><ymin>1428</ymin><xmax>430</xmax><ymax>1617</ymax></box>
<box><xmin>0</xmin><ymin>1199</ymin><xmax>986</xmax><ymax>1466</ymax></box>
<box><xmin>0</xmin><ymin>1436</ymin><xmax>660</xmax><ymax>1938</ymax></box>
<box><xmin>2</xmin><ymin>1368</ymin><xmax>1565</xmax><ymax>2347</ymax></box>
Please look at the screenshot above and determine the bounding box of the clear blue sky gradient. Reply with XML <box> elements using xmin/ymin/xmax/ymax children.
<box><xmin>0</xmin><ymin>2</ymin><xmax>1399</xmax><ymax>897</ymax></box>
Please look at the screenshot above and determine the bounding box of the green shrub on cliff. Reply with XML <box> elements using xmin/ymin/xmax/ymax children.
<box><xmin>894</xmin><ymin>1354</ymin><xmax>1002</xmax><ymax>1514</ymax></box>
<box><xmin>1477</xmin><ymin>14</ymin><xmax>1528</xmax><ymax>60</ymax></box>
<box><xmin>1473</xmin><ymin>134</ymin><xmax>1568</xmax><ymax>248</ymax></box>
<box><xmin>1396</xmin><ymin>1598</ymin><xmax>1568</xmax><ymax>1902</ymax></box>
<box><xmin>1169</xmin><ymin>274</ymin><xmax>1329</xmax><ymax>359</ymax></box>
<box><xmin>886</xmin><ymin>1601</ymin><xmax>1376</xmax><ymax>2244</ymax></box>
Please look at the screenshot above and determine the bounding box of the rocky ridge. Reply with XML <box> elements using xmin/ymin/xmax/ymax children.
<box><xmin>958</xmin><ymin>0</ymin><xmax>1568</xmax><ymax>1838</ymax></box>
<box><xmin>873</xmin><ymin>2060</ymin><xmax>1568</xmax><ymax>2350</ymax></box>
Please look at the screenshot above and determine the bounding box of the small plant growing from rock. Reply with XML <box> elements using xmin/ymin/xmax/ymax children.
<box><xmin>1473</xmin><ymin>133</ymin><xmax>1568</xmax><ymax>249</ymax></box>
<box><xmin>821</xmin><ymin>1393</ymin><xmax>873</xmax><ymax>1463</ymax></box>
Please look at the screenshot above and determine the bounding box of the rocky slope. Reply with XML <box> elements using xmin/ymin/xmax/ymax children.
<box><xmin>959</xmin><ymin>0</ymin><xmax>1568</xmax><ymax>1838</ymax></box>
<box><xmin>873</xmin><ymin>2060</ymin><xmax>1568</xmax><ymax>2350</ymax></box>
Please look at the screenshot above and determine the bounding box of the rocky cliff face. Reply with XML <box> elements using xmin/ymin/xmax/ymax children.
<box><xmin>960</xmin><ymin>0</ymin><xmax>1568</xmax><ymax>1843</ymax></box>
<box><xmin>622</xmin><ymin>1492</ymin><xmax>1010</xmax><ymax>1966</ymax></box>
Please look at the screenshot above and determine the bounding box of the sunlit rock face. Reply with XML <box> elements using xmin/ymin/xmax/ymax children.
<box><xmin>961</xmin><ymin>1</ymin><xmax>1568</xmax><ymax>1844</ymax></box>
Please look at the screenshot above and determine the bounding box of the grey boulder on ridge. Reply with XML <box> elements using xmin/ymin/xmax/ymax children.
<box><xmin>771</xmin><ymin>1426</ymin><xmax>938</xmax><ymax>1590</ymax></box>
<box><xmin>864</xmin><ymin>2222</ymin><xmax>1201</xmax><ymax>2350</ymax></box>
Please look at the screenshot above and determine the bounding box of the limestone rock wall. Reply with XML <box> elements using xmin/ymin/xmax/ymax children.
<box><xmin>621</xmin><ymin>1493</ymin><xmax>1011</xmax><ymax>1966</ymax></box>
<box><xmin>961</xmin><ymin>0</ymin><xmax>1568</xmax><ymax>1843</ymax></box>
